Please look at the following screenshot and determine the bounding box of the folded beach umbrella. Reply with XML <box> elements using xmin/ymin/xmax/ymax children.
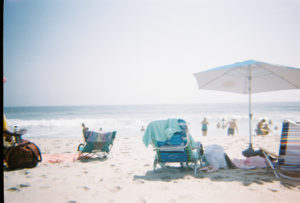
<box><xmin>193</xmin><ymin>60</ymin><xmax>300</xmax><ymax>157</ymax></box>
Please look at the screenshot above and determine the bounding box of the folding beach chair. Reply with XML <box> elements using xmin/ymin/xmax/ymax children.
<box><xmin>261</xmin><ymin>120</ymin><xmax>300</xmax><ymax>180</ymax></box>
<box><xmin>143</xmin><ymin>119</ymin><xmax>207</xmax><ymax>175</ymax></box>
<box><xmin>77</xmin><ymin>124</ymin><xmax>117</xmax><ymax>159</ymax></box>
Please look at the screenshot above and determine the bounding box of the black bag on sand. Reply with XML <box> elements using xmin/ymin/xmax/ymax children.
<box><xmin>224</xmin><ymin>153</ymin><xmax>237</xmax><ymax>169</ymax></box>
<box><xmin>4</xmin><ymin>141</ymin><xmax>42</xmax><ymax>170</ymax></box>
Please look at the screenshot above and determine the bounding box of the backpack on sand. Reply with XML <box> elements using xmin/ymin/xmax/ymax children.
<box><xmin>4</xmin><ymin>140</ymin><xmax>42</xmax><ymax>170</ymax></box>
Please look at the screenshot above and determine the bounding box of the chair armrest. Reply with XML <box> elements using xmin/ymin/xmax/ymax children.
<box><xmin>193</xmin><ymin>142</ymin><xmax>204</xmax><ymax>156</ymax></box>
<box><xmin>153</xmin><ymin>137</ymin><xmax>191</xmax><ymax>151</ymax></box>
<box><xmin>260</xmin><ymin>147</ymin><xmax>279</xmax><ymax>159</ymax></box>
<box><xmin>193</xmin><ymin>141</ymin><xmax>201</xmax><ymax>149</ymax></box>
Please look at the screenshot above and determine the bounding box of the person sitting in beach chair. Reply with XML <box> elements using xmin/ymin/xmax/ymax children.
<box><xmin>260</xmin><ymin>120</ymin><xmax>300</xmax><ymax>180</ymax></box>
<box><xmin>3</xmin><ymin>77</ymin><xmax>42</xmax><ymax>169</ymax></box>
<box><xmin>143</xmin><ymin>118</ymin><xmax>207</xmax><ymax>175</ymax></box>
<box><xmin>77</xmin><ymin>123</ymin><xmax>117</xmax><ymax>159</ymax></box>
<box><xmin>3</xmin><ymin>114</ymin><xmax>28</xmax><ymax>150</ymax></box>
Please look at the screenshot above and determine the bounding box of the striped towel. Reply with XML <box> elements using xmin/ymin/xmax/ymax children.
<box><xmin>84</xmin><ymin>131</ymin><xmax>113</xmax><ymax>143</ymax></box>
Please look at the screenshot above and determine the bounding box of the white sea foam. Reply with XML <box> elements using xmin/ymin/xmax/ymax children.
<box><xmin>4</xmin><ymin>103</ymin><xmax>300</xmax><ymax>138</ymax></box>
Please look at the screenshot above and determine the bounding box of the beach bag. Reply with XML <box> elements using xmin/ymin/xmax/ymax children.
<box><xmin>4</xmin><ymin>141</ymin><xmax>42</xmax><ymax>170</ymax></box>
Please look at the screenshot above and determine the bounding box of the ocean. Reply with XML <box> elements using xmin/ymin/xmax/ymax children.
<box><xmin>3</xmin><ymin>102</ymin><xmax>300</xmax><ymax>139</ymax></box>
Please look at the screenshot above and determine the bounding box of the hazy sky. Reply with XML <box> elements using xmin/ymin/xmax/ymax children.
<box><xmin>3</xmin><ymin>0</ymin><xmax>300</xmax><ymax>107</ymax></box>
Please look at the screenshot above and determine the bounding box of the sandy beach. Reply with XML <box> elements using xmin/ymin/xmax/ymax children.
<box><xmin>4</xmin><ymin>134</ymin><xmax>300</xmax><ymax>203</ymax></box>
<box><xmin>4</xmin><ymin>0</ymin><xmax>300</xmax><ymax>202</ymax></box>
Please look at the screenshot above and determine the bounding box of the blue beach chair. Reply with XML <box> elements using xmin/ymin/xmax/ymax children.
<box><xmin>77</xmin><ymin>123</ymin><xmax>117</xmax><ymax>159</ymax></box>
<box><xmin>261</xmin><ymin>120</ymin><xmax>300</xmax><ymax>180</ymax></box>
<box><xmin>143</xmin><ymin>119</ymin><xmax>207</xmax><ymax>175</ymax></box>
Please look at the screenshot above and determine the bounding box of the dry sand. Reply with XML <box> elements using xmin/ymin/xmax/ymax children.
<box><xmin>4</xmin><ymin>134</ymin><xmax>300</xmax><ymax>203</ymax></box>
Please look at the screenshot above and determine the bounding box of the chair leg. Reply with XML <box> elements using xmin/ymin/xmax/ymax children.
<box><xmin>262</xmin><ymin>151</ymin><xmax>280</xmax><ymax>178</ymax></box>
<box><xmin>153</xmin><ymin>158</ymin><xmax>158</xmax><ymax>172</ymax></box>
<box><xmin>194</xmin><ymin>160</ymin><xmax>198</xmax><ymax>175</ymax></box>
<box><xmin>77</xmin><ymin>152</ymin><xmax>82</xmax><ymax>160</ymax></box>
<box><xmin>199</xmin><ymin>158</ymin><xmax>203</xmax><ymax>167</ymax></box>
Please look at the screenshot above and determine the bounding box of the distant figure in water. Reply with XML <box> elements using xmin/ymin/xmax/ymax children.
<box><xmin>221</xmin><ymin>118</ymin><xmax>226</xmax><ymax>129</ymax></box>
<box><xmin>201</xmin><ymin>117</ymin><xmax>209</xmax><ymax>136</ymax></box>
<box><xmin>217</xmin><ymin>122</ymin><xmax>221</xmax><ymax>129</ymax></box>
<box><xmin>226</xmin><ymin>119</ymin><xmax>238</xmax><ymax>136</ymax></box>
<box><xmin>140</xmin><ymin>125</ymin><xmax>145</xmax><ymax>132</ymax></box>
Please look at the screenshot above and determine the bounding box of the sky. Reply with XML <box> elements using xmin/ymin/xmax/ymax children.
<box><xmin>3</xmin><ymin>0</ymin><xmax>300</xmax><ymax>107</ymax></box>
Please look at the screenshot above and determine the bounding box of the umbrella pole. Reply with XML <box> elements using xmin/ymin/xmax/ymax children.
<box><xmin>248</xmin><ymin>90</ymin><xmax>253</xmax><ymax>149</ymax></box>
<box><xmin>242</xmin><ymin>74</ymin><xmax>256</xmax><ymax>157</ymax></box>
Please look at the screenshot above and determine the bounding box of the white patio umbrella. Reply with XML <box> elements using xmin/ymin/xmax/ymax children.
<box><xmin>193</xmin><ymin>60</ymin><xmax>300</xmax><ymax>156</ymax></box>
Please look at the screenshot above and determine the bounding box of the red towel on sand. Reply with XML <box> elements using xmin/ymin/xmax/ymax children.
<box><xmin>42</xmin><ymin>154</ymin><xmax>78</xmax><ymax>163</ymax></box>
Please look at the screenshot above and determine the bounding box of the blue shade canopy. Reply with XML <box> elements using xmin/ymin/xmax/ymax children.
<box><xmin>194</xmin><ymin>60</ymin><xmax>300</xmax><ymax>94</ymax></box>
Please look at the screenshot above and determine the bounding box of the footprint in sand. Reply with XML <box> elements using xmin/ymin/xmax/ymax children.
<box><xmin>109</xmin><ymin>185</ymin><xmax>122</xmax><ymax>193</ymax></box>
<box><xmin>23</xmin><ymin>170</ymin><xmax>30</xmax><ymax>175</ymax></box>
<box><xmin>268</xmin><ymin>188</ymin><xmax>278</xmax><ymax>192</ymax></box>
<box><xmin>7</xmin><ymin>187</ymin><xmax>20</xmax><ymax>192</ymax></box>
<box><xmin>19</xmin><ymin>183</ymin><xmax>31</xmax><ymax>188</ymax></box>
<box><xmin>135</xmin><ymin>179</ymin><xmax>144</xmax><ymax>184</ymax></box>
<box><xmin>211</xmin><ymin>175</ymin><xmax>225</xmax><ymax>180</ymax></box>
<box><xmin>66</xmin><ymin>200</ymin><xmax>77</xmax><ymax>203</ymax></box>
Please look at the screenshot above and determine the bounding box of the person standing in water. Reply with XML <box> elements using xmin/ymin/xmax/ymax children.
<box><xmin>221</xmin><ymin>118</ymin><xmax>226</xmax><ymax>129</ymax></box>
<box><xmin>226</xmin><ymin>119</ymin><xmax>238</xmax><ymax>136</ymax></box>
<box><xmin>201</xmin><ymin>117</ymin><xmax>209</xmax><ymax>136</ymax></box>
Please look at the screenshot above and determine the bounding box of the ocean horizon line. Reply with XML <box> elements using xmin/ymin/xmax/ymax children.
<box><xmin>4</xmin><ymin>101</ymin><xmax>300</xmax><ymax>109</ymax></box>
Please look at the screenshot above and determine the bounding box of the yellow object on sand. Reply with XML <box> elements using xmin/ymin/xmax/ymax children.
<box><xmin>3</xmin><ymin>114</ymin><xmax>9</xmax><ymax>131</ymax></box>
<box><xmin>3</xmin><ymin>114</ymin><xmax>14</xmax><ymax>147</ymax></box>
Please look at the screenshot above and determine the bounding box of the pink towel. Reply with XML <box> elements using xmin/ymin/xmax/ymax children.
<box><xmin>232</xmin><ymin>156</ymin><xmax>266</xmax><ymax>169</ymax></box>
<box><xmin>42</xmin><ymin>154</ymin><xmax>78</xmax><ymax>164</ymax></box>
